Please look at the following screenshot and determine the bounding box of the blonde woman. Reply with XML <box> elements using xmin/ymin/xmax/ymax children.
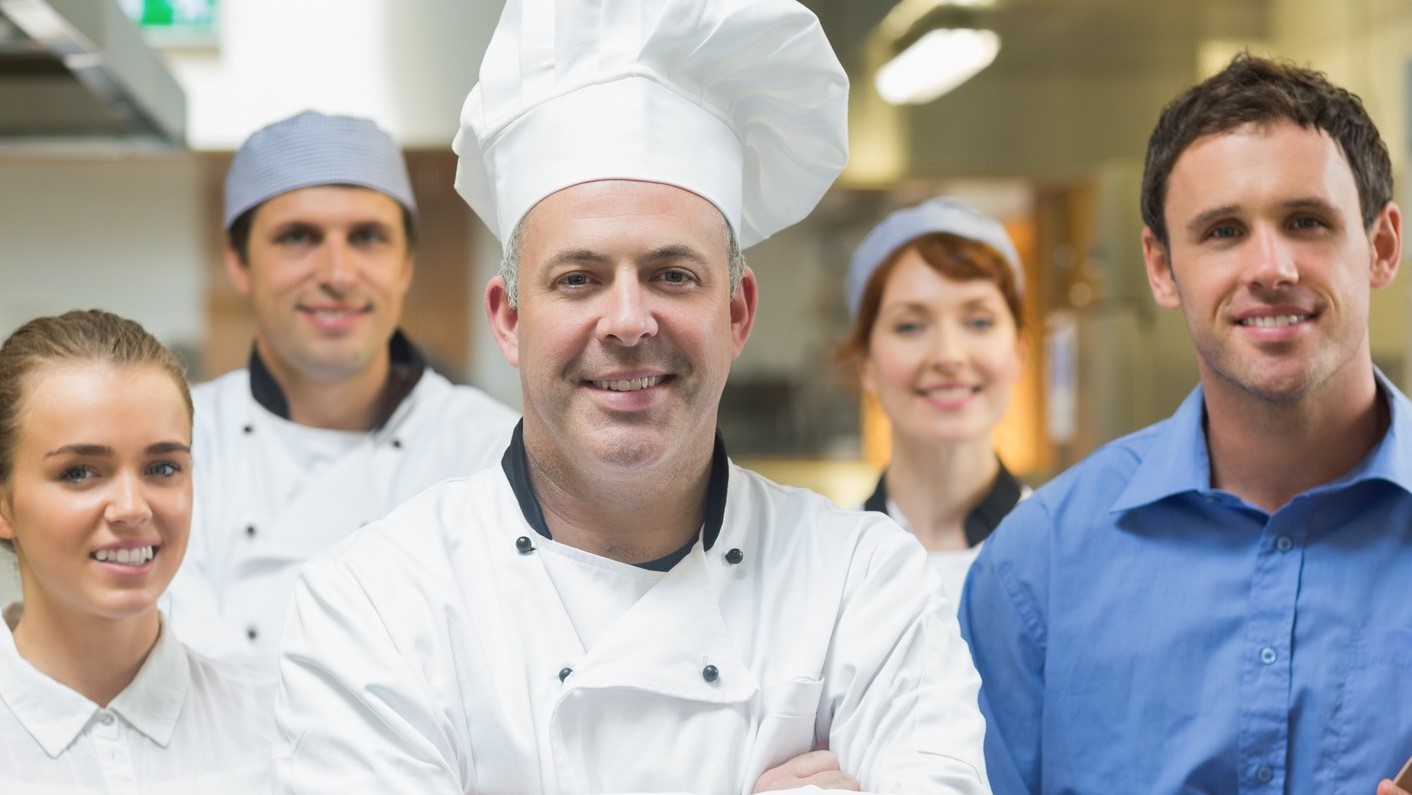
<box><xmin>0</xmin><ymin>310</ymin><xmax>270</xmax><ymax>792</ymax></box>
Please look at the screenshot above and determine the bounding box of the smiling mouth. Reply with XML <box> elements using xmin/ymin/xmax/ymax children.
<box><xmin>590</xmin><ymin>376</ymin><xmax>669</xmax><ymax>392</ymax></box>
<box><xmin>302</xmin><ymin>306</ymin><xmax>368</xmax><ymax>318</ymax></box>
<box><xmin>920</xmin><ymin>385</ymin><xmax>978</xmax><ymax>399</ymax></box>
<box><xmin>1240</xmin><ymin>314</ymin><xmax>1311</xmax><ymax>328</ymax></box>
<box><xmin>91</xmin><ymin>546</ymin><xmax>159</xmax><ymax>566</ymax></box>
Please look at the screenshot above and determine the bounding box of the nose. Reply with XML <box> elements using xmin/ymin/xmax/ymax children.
<box><xmin>926</xmin><ymin>323</ymin><xmax>965</xmax><ymax>369</ymax></box>
<box><xmin>597</xmin><ymin>276</ymin><xmax>658</xmax><ymax>346</ymax></box>
<box><xmin>315</xmin><ymin>238</ymin><xmax>355</xmax><ymax>293</ymax></box>
<box><xmin>104</xmin><ymin>472</ymin><xmax>153</xmax><ymax>527</ymax></box>
<box><xmin>1245</xmin><ymin>225</ymin><xmax>1299</xmax><ymax>289</ymax></box>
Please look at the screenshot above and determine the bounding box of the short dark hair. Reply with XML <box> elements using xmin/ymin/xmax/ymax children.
<box><xmin>226</xmin><ymin>196</ymin><xmax>418</xmax><ymax>264</ymax></box>
<box><xmin>1141</xmin><ymin>52</ymin><xmax>1392</xmax><ymax>248</ymax></box>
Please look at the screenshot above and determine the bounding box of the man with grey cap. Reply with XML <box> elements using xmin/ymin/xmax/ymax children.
<box><xmin>273</xmin><ymin>1</ymin><xmax>988</xmax><ymax>793</ymax></box>
<box><xmin>166</xmin><ymin>110</ymin><xmax>517</xmax><ymax>666</ymax></box>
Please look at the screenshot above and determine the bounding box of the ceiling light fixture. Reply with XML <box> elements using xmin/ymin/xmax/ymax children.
<box><xmin>875</xmin><ymin>27</ymin><xmax>1000</xmax><ymax>105</ymax></box>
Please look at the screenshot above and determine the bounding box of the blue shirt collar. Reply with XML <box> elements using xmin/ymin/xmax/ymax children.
<box><xmin>1112</xmin><ymin>368</ymin><xmax>1412</xmax><ymax>513</ymax></box>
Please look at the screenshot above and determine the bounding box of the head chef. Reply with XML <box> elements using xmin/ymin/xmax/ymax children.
<box><xmin>460</xmin><ymin>0</ymin><xmax>852</xmax><ymax>564</ymax></box>
<box><xmin>271</xmin><ymin>1</ymin><xmax>989</xmax><ymax>790</ymax></box>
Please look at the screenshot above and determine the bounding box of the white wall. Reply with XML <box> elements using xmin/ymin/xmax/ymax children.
<box><xmin>0</xmin><ymin>157</ymin><xmax>205</xmax><ymax>351</ymax></box>
<box><xmin>168</xmin><ymin>0</ymin><xmax>504</xmax><ymax>150</ymax></box>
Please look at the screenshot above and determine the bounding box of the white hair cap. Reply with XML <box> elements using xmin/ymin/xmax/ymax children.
<box><xmin>453</xmin><ymin>0</ymin><xmax>849</xmax><ymax>249</ymax></box>
<box><xmin>847</xmin><ymin>197</ymin><xmax>1024</xmax><ymax>320</ymax></box>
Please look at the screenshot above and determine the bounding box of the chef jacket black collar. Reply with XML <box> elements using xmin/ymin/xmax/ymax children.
<box><xmin>248</xmin><ymin>330</ymin><xmax>426</xmax><ymax>431</ymax></box>
<box><xmin>501</xmin><ymin>421</ymin><xmax>730</xmax><ymax>569</ymax></box>
<box><xmin>863</xmin><ymin>457</ymin><xmax>1023</xmax><ymax>549</ymax></box>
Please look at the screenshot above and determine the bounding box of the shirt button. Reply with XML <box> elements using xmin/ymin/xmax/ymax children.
<box><xmin>1259</xmin><ymin>646</ymin><xmax>1277</xmax><ymax>665</ymax></box>
<box><xmin>515</xmin><ymin>536</ymin><xmax>535</xmax><ymax>554</ymax></box>
<box><xmin>558</xmin><ymin>667</ymin><xmax>573</xmax><ymax>682</ymax></box>
<box><xmin>1275</xmin><ymin>535</ymin><xmax>1292</xmax><ymax>552</ymax></box>
<box><xmin>724</xmin><ymin>548</ymin><xmax>743</xmax><ymax>565</ymax></box>
<box><xmin>702</xmin><ymin>664</ymin><xmax>719</xmax><ymax>683</ymax></box>
<box><xmin>1256</xmin><ymin>765</ymin><xmax>1274</xmax><ymax>783</ymax></box>
<box><xmin>242</xmin><ymin>424</ymin><xmax>254</xmax><ymax>435</ymax></box>
<box><xmin>247</xmin><ymin>626</ymin><xmax>259</xmax><ymax>642</ymax></box>
<box><xmin>246</xmin><ymin>524</ymin><xmax>257</xmax><ymax>539</ymax></box>
<box><xmin>97</xmin><ymin>711</ymin><xmax>115</xmax><ymax>725</ymax></box>
<box><xmin>391</xmin><ymin>439</ymin><xmax>403</xmax><ymax>449</ymax></box>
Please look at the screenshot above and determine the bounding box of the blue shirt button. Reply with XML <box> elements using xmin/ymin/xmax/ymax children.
<box><xmin>1259</xmin><ymin>646</ymin><xmax>1277</xmax><ymax>665</ymax></box>
<box><xmin>1256</xmin><ymin>765</ymin><xmax>1274</xmax><ymax>783</ymax></box>
<box><xmin>1275</xmin><ymin>535</ymin><xmax>1293</xmax><ymax>552</ymax></box>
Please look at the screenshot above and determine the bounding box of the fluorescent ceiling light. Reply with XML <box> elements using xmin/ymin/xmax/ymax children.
<box><xmin>876</xmin><ymin>28</ymin><xmax>1000</xmax><ymax>105</ymax></box>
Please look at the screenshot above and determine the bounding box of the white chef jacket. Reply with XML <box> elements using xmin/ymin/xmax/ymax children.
<box><xmin>0</xmin><ymin>606</ymin><xmax>273</xmax><ymax>794</ymax></box>
<box><xmin>167</xmin><ymin>334</ymin><xmax>518</xmax><ymax>665</ymax></box>
<box><xmin>274</xmin><ymin>428</ymin><xmax>989</xmax><ymax>794</ymax></box>
<box><xmin>861</xmin><ymin>462</ymin><xmax>1030</xmax><ymax>612</ymax></box>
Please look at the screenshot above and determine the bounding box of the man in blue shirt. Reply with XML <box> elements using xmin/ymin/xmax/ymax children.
<box><xmin>961</xmin><ymin>53</ymin><xmax>1412</xmax><ymax>795</ymax></box>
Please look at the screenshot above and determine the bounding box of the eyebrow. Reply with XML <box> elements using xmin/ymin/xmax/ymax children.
<box><xmin>1184</xmin><ymin>197</ymin><xmax>1339</xmax><ymax>237</ymax></box>
<box><xmin>44</xmin><ymin>442</ymin><xmax>192</xmax><ymax>458</ymax></box>
<box><xmin>546</xmin><ymin>244</ymin><xmax>712</xmax><ymax>269</ymax></box>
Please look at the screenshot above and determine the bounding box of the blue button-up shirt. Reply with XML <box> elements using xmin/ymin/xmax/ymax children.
<box><xmin>961</xmin><ymin>371</ymin><xmax>1412</xmax><ymax>794</ymax></box>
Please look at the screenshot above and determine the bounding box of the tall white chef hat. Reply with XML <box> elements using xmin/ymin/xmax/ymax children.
<box><xmin>453</xmin><ymin>0</ymin><xmax>849</xmax><ymax>249</ymax></box>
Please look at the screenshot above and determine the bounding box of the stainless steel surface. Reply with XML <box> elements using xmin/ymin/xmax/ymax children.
<box><xmin>0</xmin><ymin>0</ymin><xmax>185</xmax><ymax>148</ymax></box>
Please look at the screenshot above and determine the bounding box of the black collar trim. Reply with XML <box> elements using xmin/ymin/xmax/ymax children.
<box><xmin>863</xmin><ymin>458</ymin><xmax>1023</xmax><ymax>548</ymax></box>
<box><xmin>500</xmin><ymin>422</ymin><xmax>731</xmax><ymax>563</ymax></box>
<box><xmin>247</xmin><ymin>330</ymin><xmax>426</xmax><ymax>431</ymax></box>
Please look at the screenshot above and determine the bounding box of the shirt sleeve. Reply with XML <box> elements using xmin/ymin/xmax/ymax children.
<box><xmin>959</xmin><ymin>498</ymin><xmax>1052</xmax><ymax>795</ymax></box>
<box><xmin>273</xmin><ymin>553</ymin><xmax>465</xmax><ymax>795</ymax></box>
<box><xmin>822</xmin><ymin>521</ymin><xmax>991</xmax><ymax>794</ymax></box>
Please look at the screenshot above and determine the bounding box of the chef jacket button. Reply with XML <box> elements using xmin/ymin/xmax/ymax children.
<box><xmin>702</xmin><ymin>664</ymin><xmax>719</xmax><ymax>683</ymax></box>
<box><xmin>97</xmin><ymin>711</ymin><xmax>115</xmax><ymax>726</ymax></box>
<box><xmin>391</xmin><ymin>439</ymin><xmax>403</xmax><ymax>449</ymax></box>
<box><xmin>242</xmin><ymin>424</ymin><xmax>254</xmax><ymax>435</ymax></box>
<box><xmin>246</xmin><ymin>626</ymin><xmax>259</xmax><ymax>642</ymax></box>
<box><xmin>558</xmin><ymin>667</ymin><xmax>573</xmax><ymax>682</ymax></box>
<box><xmin>245</xmin><ymin>525</ymin><xmax>257</xmax><ymax>539</ymax></box>
<box><xmin>724</xmin><ymin>548</ymin><xmax>743</xmax><ymax>565</ymax></box>
<box><xmin>515</xmin><ymin>536</ymin><xmax>535</xmax><ymax>554</ymax></box>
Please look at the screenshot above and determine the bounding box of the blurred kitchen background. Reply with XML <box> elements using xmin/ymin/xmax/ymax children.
<box><xmin>1</xmin><ymin>0</ymin><xmax>1409</xmax><ymax>506</ymax></box>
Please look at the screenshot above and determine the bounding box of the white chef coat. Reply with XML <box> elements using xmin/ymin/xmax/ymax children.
<box><xmin>167</xmin><ymin>335</ymin><xmax>518</xmax><ymax>666</ymax></box>
<box><xmin>0</xmin><ymin>606</ymin><xmax>273</xmax><ymax>794</ymax></box>
<box><xmin>274</xmin><ymin>428</ymin><xmax>989</xmax><ymax>794</ymax></box>
<box><xmin>861</xmin><ymin>463</ymin><xmax>1030</xmax><ymax>612</ymax></box>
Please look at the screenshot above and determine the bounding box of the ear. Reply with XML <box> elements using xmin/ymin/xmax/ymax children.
<box><xmin>1368</xmin><ymin>201</ymin><xmax>1402</xmax><ymax>290</ymax></box>
<box><xmin>224</xmin><ymin>246</ymin><xmax>252</xmax><ymax>296</ymax></box>
<box><xmin>398</xmin><ymin>251</ymin><xmax>417</xmax><ymax>293</ymax></box>
<box><xmin>858</xmin><ymin>355</ymin><xmax>877</xmax><ymax>396</ymax></box>
<box><xmin>485</xmin><ymin>276</ymin><xmax>521</xmax><ymax>368</ymax></box>
<box><xmin>0</xmin><ymin>487</ymin><xmax>16</xmax><ymax>544</ymax></box>
<box><xmin>1142</xmin><ymin>226</ymin><xmax>1182</xmax><ymax>309</ymax></box>
<box><xmin>729</xmin><ymin>267</ymin><xmax>759</xmax><ymax>358</ymax></box>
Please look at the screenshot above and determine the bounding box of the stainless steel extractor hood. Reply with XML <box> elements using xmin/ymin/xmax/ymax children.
<box><xmin>0</xmin><ymin>0</ymin><xmax>186</xmax><ymax>150</ymax></box>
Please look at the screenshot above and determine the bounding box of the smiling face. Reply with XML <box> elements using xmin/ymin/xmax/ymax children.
<box><xmin>1143</xmin><ymin>121</ymin><xmax>1401</xmax><ymax>406</ymax></box>
<box><xmin>862</xmin><ymin>247</ymin><xmax>1023</xmax><ymax>446</ymax></box>
<box><xmin>486</xmin><ymin>179</ymin><xmax>756</xmax><ymax>475</ymax></box>
<box><xmin>227</xmin><ymin>185</ymin><xmax>415</xmax><ymax>385</ymax></box>
<box><xmin>0</xmin><ymin>362</ymin><xmax>192</xmax><ymax>626</ymax></box>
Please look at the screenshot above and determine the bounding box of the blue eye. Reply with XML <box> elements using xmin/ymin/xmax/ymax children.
<box><xmin>893</xmin><ymin>321</ymin><xmax>923</xmax><ymax>334</ymax></box>
<box><xmin>60</xmin><ymin>465</ymin><xmax>97</xmax><ymax>484</ymax></box>
<box><xmin>147</xmin><ymin>461</ymin><xmax>183</xmax><ymax>478</ymax></box>
<box><xmin>561</xmin><ymin>273</ymin><xmax>591</xmax><ymax>287</ymax></box>
<box><xmin>658</xmin><ymin>269</ymin><xmax>695</xmax><ymax>285</ymax></box>
<box><xmin>966</xmin><ymin>317</ymin><xmax>996</xmax><ymax>332</ymax></box>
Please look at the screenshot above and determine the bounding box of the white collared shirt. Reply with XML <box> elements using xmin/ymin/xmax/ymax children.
<box><xmin>0</xmin><ymin>606</ymin><xmax>273</xmax><ymax>794</ymax></box>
